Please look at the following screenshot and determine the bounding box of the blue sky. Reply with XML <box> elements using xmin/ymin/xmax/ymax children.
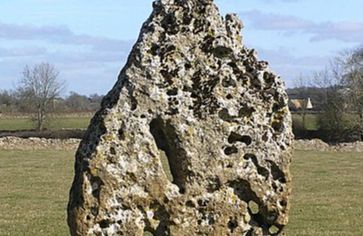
<box><xmin>0</xmin><ymin>0</ymin><xmax>362</xmax><ymax>95</ymax></box>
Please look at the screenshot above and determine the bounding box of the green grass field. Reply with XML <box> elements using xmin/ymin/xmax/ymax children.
<box><xmin>0</xmin><ymin>149</ymin><xmax>362</xmax><ymax>235</ymax></box>
<box><xmin>0</xmin><ymin>116</ymin><xmax>91</xmax><ymax>131</ymax></box>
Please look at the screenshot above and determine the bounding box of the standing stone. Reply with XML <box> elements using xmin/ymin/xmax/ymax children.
<box><xmin>67</xmin><ymin>0</ymin><xmax>293</xmax><ymax>235</ymax></box>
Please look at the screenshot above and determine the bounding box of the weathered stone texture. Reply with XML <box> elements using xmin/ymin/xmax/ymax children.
<box><xmin>68</xmin><ymin>0</ymin><xmax>293</xmax><ymax>235</ymax></box>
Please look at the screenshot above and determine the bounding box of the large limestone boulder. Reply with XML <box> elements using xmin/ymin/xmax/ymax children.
<box><xmin>67</xmin><ymin>0</ymin><xmax>293</xmax><ymax>235</ymax></box>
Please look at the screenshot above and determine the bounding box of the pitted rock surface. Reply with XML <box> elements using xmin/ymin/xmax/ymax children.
<box><xmin>67</xmin><ymin>0</ymin><xmax>293</xmax><ymax>235</ymax></box>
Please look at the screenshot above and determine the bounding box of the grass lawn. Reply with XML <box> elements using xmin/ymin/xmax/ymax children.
<box><xmin>0</xmin><ymin>116</ymin><xmax>91</xmax><ymax>131</ymax></box>
<box><xmin>0</xmin><ymin>149</ymin><xmax>362</xmax><ymax>235</ymax></box>
<box><xmin>286</xmin><ymin>150</ymin><xmax>363</xmax><ymax>235</ymax></box>
<box><xmin>0</xmin><ymin>150</ymin><xmax>75</xmax><ymax>236</ymax></box>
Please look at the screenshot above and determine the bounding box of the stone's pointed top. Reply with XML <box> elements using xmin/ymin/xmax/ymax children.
<box><xmin>153</xmin><ymin>0</ymin><xmax>213</xmax><ymax>8</ymax></box>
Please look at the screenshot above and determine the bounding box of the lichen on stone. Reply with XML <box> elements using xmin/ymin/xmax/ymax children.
<box><xmin>67</xmin><ymin>0</ymin><xmax>293</xmax><ymax>235</ymax></box>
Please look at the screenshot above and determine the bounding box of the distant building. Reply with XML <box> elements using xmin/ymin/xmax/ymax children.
<box><xmin>289</xmin><ymin>98</ymin><xmax>313</xmax><ymax>111</ymax></box>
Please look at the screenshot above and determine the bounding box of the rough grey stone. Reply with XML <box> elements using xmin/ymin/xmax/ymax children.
<box><xmin>68</xmin><ymin>0</ymin><xmax>293</xmax><ymax>235</ymax></box>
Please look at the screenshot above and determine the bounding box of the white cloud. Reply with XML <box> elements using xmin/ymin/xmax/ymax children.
<box><xmin>239</xmin><ymin>10</ymin><xmax>363</xmax><ymax>43</ymax></box>
<box><xmin>0</xmin><ymin>21</ymin><xmax>133</xmax><ymax>51</ymax></box>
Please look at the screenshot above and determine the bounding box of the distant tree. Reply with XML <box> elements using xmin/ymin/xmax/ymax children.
<box><xmin>0</xmin><ymin>90</ymin><xmax>16</xmax><ymax>112</ymax></box>
<box><xmin>313</xmin><ymin>55</ymin><xmax>360</xmax><ymax>141</ymax></box>
<box><xmin>17</xmin><ymin>62</ymin><xmax>65</xmax><ymax>130</ymax></box>
<box><xmin>340</xmin><ymin>48</ymin><xmax>363</xmax><ymax>124</ymax></box>
<box><xmin>88</xmin><ymin>93</ymin><xmax>103</xmax><ymax>111</ymax></box>
<box><xmin>65</xmin><ymin>92</ymin><xmax>91</xmax><ymax>111</ymax></box>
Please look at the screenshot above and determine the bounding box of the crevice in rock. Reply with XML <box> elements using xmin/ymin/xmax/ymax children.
<box><xmin>218</xmin><ymin>108</ymin><xmax>237</xmax><ymax>122</ymax></box>
<box><xmin>243</xmin><ymin>154</ymin><xmax>269</xmax><ymax>180</ymax></box>
<box><xmin>224</xmin><ymin>146</ymin><xmax>238</xmax><ymax>155</ymax></box>
<box><xmin>90</xmin><ymin>176</ymin><xmax>104</xmax><ymax>198</ymax></box>
<box><xmin>228</xmin><ymin>132</ymin><xmax>252</xmax><ymax>146</ymax></box>
<box><xmin>267</xmin><ymin>160</ymin><xmax>286</xmax><ymax>183</ymax></box>
<box><xmin>153</xmin><ymin>204</ymin><xmax>171</xmax><ymax>236</ymax></box>
<box><xmin>238</xmin><ymin>104</ymin><xmax>255</xmax><ymax>118</ymax></box>
<box><xmin>99</xmin><ymin>219</ymin><xmax>110</xmax><ymax>229</ymax></box>
<box><xmin>166</xmin><ymin>88</ymin><xmax>178</xmax><ymax>96</ymax></box>
<box><xmin>149</xmin><ymin>117</ymin><xmax>188</xmax><ymax>193</ymax></box>
<box><xmin>227</xmin><ymin>217</ymin><xmax>238</xmax><ymax>233</ymax></box>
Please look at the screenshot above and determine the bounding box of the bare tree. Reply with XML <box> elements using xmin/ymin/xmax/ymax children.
<box><xmin>340</xmin><ymin>48</ymin><xmax>363</xmax><ymax>123</ymax></box>
<box><xmin>18</xmin><ymin>63</ymin><xmax>65</xmax><ymax>130</ymax></box>
<box><xmin>313</xmin><ymin>47</ymin><xmax>363</xmax><ymax>141</ymax></box>
<box><xmin>313</xmin><ymin>63</ymin><xmax>348</xmax><ymax>141</ymax></box>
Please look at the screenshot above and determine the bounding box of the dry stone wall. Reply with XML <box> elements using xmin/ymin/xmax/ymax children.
<box><xmin>0</xmin><ymin>137</ymin><xmax>79</xmax><ymax>150</ymax></box>
<box><xmin>67</xmin><ymin>0</ymin><xmax>293</xmax><ymax>235</ymax></box>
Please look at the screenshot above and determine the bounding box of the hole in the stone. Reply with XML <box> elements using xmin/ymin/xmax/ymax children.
<box><xmin>226</xmin><ymin>94</ymin><xmax>233</xmax><ymax>99</ymax></box>
<box><xmin>91</xmin><ymin>207</ymin><xmax>98</xmax><ymax>216</ymax></box>
<box><xmin>222</xmin><ymin>78</ymin><xmax>236</xmax><ymax>87</ymax></box>
<box><xmin>149</xmin><ymin>44</ymin><xmax>160</xmax><ymax>56</ymax></box>
<box><xmin>218</xmin><ymin>108</ymin><xmax>235</xmax><ymax>122</ymax></box>
<box><xmin>248</xmin><ymin>201</ymin><xmax>259</xmax><ymax>214</ymax></box>
<box><xmin>110</xmin><ymin>147</ymin><xmax>116</xmax><ymax>155</ymax></box>
<box><xmin>197</xmin><ymin>198</ymin><xmax>209</xmax><ymax>207</ymax></box>
<box><xmin>118</xmin><ymin>128</ymin><xmax>125</xmax><ymax>140</ymax></box>
<box><xmin>185</xmin><ymin>63</ymin><xmax>192</xmax><ymax>70</ymax></box>
<box><xmin>182</xmin><ymin>85</ymin><xmax>192</xmax><ymax>92</ymax></box>
<box><xmin>213</xmin><ymin>46</ymin><xmax>233</xmax><ymax>59</ymax></box>
<box><xmin>238</xmin><ymin>105</ymin><xmax>255</xmax><ymax>118</ymax></box>
<box><xmin>279</xmin><ymin>199</ymin><xmax>287</xmax><ymax>207</ymax></box>
<box><xmin>167</xmin><ymin>108</ymin><xmax>179</xmax><ymax>115</ymax></box>
<box><xmin>186</xmin><ymin>200</ymin><xmax>195</xmax><ymax>208</ymax></box>
<box><xmin>272</xmin><ymin>103</ymin><xmax>283</xmax><ymax>113</ymax></box>
<box><xmin>267</xmin><ymin>160</ymin><xmax>286</xmax><ymax>183</ymax></box>
<box><xmin>224</xmin><ymin>146</ymin><xmax>238</xmax><ymax>155</ymax></box>
<box><xmin>244</xmin><ymin>154</ymin><xmax>269</xmax><ymax>179</ymax></box>
<box><xmin>179</xmin><ymin>187</ymin><xmax>186</xmax><ymax>194</ymax></box>
<box><xmin>191</xmin><ymin>92</ymin><xmax>198</xmax><ymax>98</ymax></box>
<box><xmin>264</xmin><ymin>72</ymin><xmax>275</xmax><ymax>86</ymax></box>
<box><xmin>140</xmin><ymin>114</ymin><xmax>146</xmax><ymax>118</ymax></box>
<box><xmin>149</xmin><ymin>118</ymin><xmax>187</xmax><ymax>193</ymax></box>
<box><xmin>272</xmin><ymin>121</ymin><xmax>283</xmax><ymax>132</ymax></box>
<box><xmin>208</xmin><ymin>214</ymin><xmax>215</xmax><ymax>225</ymax></box>
<box><xmin>166</xmin><ymin>88</ymin><xmax>178</xmax><ymax>96</ymax></box>
<box><xmin>228</xmin><ymin>132</ymin><xmax>252</xmax><ymax>146</ymax></box>
<box><xmin>131</xmin><ymin>100</ymin><xmax>137</xmax><ymax>111</ymax></box>
<box><xmin>227</xmin><ymin>218</ymin><xmax>238</xmax><ymax>233</ymax></box>
<box><xmin>272</xmin><ymin>182</ymin><xmax>278</xmax><ymax>191</ymax></box>
<box><xmin>90</xmin><ymin>176</ymin><xmax>103</xmax><ymax>198</ymax></box>
<box><xmin>226</xmin><ymin>163</ymin><xmax>233</xmax><ymax>168</ymax></box>
<box><xmin>99</xmin><ymin>219</ymin><xmax>110</xmax><ymax>228</ymax></box>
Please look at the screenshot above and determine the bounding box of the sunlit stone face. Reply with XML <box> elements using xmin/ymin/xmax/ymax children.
<box><xmin>67</xmin><ymin>0</ymin><xmax>293</xmax><ymax>235</ymax></box>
